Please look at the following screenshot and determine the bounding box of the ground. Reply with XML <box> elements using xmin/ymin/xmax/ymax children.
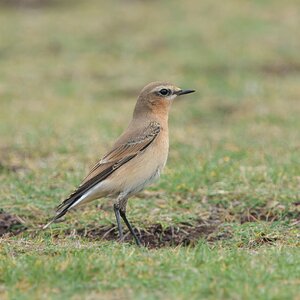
<box><xmin>0</xmin><ymin>0</ymin><xmax>299</xmax><ymax>299</ymax></box>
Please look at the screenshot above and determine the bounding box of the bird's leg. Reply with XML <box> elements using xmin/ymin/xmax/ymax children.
<box><xmin>119</xmin><ymin>210</ymin><xmax>142</xmax><ymax>247</ymax></box>
<box><xmin>113</xmin><ymin>204</ymin><xmax>123</xmax><ymax>241</ymax></box>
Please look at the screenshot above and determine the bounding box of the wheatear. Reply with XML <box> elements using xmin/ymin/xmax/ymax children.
<box><xmin>44</xmin><ymin>81</ymin><xmax>195</xmax><ymax>245</ymax></box>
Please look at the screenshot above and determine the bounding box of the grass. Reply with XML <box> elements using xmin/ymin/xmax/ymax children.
<box><xmin>0</xmin><ymin>0</ymin><xmax>299</xmax><ymax>299</ymax></box>
<box><xmin>1</xmin><ymin>242</ymin><xmax>299</xmax><ymax>300</ymax></box>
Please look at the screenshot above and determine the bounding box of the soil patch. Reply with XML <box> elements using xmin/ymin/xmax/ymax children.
<box><xmin>68</xmin><ymin>219</ymin><xmax>221</xmax><ymax>249</ymax></box>
<box><xmin>240</xmin><ymin>208</ymin><xmax>281</xmax><ymax>223</ymax></box>
<box><xmin>3</xmin><ymin>203</ymin><xmax>295</xmax><ymax>248</ymax></box>
<box><xmin>0</xmin><ymin>210</ymin><xmax>25</xmax><ymax>236</ymax></box>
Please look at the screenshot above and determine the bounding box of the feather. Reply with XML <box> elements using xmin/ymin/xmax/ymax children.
<box><xmin>43</xmin><ymin>122</ymin><xmax>161</xmax><ymax>227</ymax></box>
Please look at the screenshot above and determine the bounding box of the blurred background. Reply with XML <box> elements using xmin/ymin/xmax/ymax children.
<box><xmin>1</xmin><ymin>2</ymin><xmax>300</xmax><ymax>298</ymax></box>
<box><xmin>0</xmin><ymin>0</ymin><xmax>299</xmax><ymax>220</ymax></box>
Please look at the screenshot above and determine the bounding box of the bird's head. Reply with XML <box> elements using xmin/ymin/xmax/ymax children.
<box><xmin>134</xmin><ymin>81</ymin><xmax>195</xmax><ymax>118</ymax></box>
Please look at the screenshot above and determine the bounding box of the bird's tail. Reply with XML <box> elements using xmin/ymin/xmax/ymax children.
<box><xmin>43</xmin><ymin>167</ymin><xmax>111</xmax><ymax>229</ymax></box>
<box><xmin>42</xmin><ymin>206</ymin><xmax>70</xmax><ymax>229</ymax></box>
<box><xmin>42</xmin><ymin>191</ymin><xmax>83</xmax><ymax>229</ymax></box>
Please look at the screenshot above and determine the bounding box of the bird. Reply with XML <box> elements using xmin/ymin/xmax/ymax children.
<box><xmin>43</xmin><ymin>81</ymin><xmax>195</xmax><ymax>246</ymax></box>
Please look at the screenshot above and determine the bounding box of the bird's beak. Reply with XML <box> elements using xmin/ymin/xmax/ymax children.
<box><xmin>175</xmin><ymin>89</ymin><xmax>195</xmax><ymax>96</ymax></box>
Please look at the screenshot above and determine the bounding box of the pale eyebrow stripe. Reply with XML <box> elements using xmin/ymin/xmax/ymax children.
<box><xmin>150</xmin><ymin>85</ymin><xmax>172</xmax><ymax>93</ymax></box>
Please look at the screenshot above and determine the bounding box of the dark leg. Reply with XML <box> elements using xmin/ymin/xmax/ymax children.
<box><xmin>114</xmin><ymin>204</ymin><xmax>123</xmax><ymax>240</ymax></box>
<box><xmin>119</xmin><ymin>210</ymin><xmax>142</xmax><ymax>247</ymax></box>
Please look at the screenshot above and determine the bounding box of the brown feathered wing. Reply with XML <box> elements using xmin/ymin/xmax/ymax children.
<box><xmin>43</xmin><ymin>122</ymin><xmax>161</xmax><ymax>228</ymax></box>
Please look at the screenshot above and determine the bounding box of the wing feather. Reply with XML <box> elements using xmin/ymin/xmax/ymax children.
<box><xmin>54</xmin><ymin>121</ymin><xmax>161</xmax><ymax>215</ymax></box>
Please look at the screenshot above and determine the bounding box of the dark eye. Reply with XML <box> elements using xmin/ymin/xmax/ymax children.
<box><xmin>159</xmin><ymin>88</ymin><xmax>171</xmax><ymax>96</ymax></box>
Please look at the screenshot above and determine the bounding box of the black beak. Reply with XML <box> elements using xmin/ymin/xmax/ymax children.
<box><xmin>175</xmin><ymin>89</ymin><xmax>195</xmax><ymax>96</ymax></box>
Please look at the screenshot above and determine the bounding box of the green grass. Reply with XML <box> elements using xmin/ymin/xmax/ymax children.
<box><xmin>1</xmin><ymin>241</ymin><xmax>299</xmax><ymax>300</ymax></box>
<box><xmin>0</xmin><ymin>0</ymin><xmax>300</xmax><ymax>299</ymax></box>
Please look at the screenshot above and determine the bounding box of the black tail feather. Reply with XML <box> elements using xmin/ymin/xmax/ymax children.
<box><xmin>43</xmin><ymin>195</ymin><xmax>81</xmax><ymax>229</ymax></box>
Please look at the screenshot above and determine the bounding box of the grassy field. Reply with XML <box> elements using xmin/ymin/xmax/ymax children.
<box><xmin>0</xmin><ymin>0</ymin><xmax>300</xmax><ymax>299</ymax></box>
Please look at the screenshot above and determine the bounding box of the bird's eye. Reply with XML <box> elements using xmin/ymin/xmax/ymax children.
<box><xmin>159</xmin><ymin>88</ymin><xmax>171</xmax><ymax>96</ymax></box>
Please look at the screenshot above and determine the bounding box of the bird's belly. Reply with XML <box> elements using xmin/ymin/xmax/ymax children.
<box><xmin>103</xmin><ymin>143</ymin><xmax>168</xmax><ymax>196</ymax></box>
